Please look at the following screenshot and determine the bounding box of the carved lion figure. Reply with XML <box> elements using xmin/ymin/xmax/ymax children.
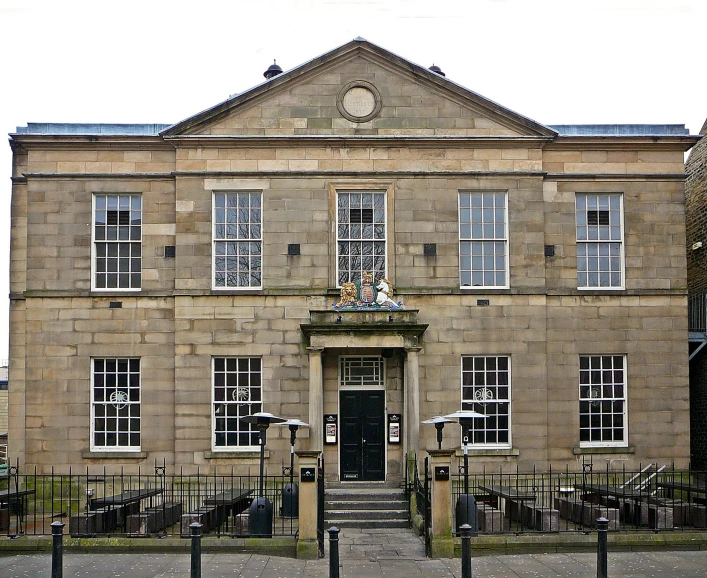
<box><xmin>336</xmin><ymin>282</ymin><xmax>358</xmax><ymax>307</ymax></box>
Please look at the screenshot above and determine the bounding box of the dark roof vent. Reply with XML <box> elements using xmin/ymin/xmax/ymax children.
<box><xmin>263</xmin><ymin>60</ymin><xmax>283</xmax><ymax>80</ymax></box>
<box><xmin>429</xmin><ymin>64</ymin><xmax>445</xmax><ymax>77</ymax></box>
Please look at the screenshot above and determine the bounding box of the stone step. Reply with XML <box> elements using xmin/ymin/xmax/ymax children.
<box><xmin>325</xmin><ymin>499</ymin><xmax>407</xmax><ymax>510</ymax></box>
<box><xmin>325</xmin><ymin>508</ymin><xmax>408</xmax><ymax>521</ymax></box>
<box><xmin>324</xmin><ymin>518</ymin><xmax>409</xmax><ymax>529</ymax></box>
<box><xmin>325</xmin><ymin>489</ymin><xmax>406</xmax><ymax>502</ymax></box>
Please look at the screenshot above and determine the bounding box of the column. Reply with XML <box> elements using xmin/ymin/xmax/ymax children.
<box><xmin>307</xmin><ymin>347</ymin><xmax>324</xmax><ymax>451</ymax></box>
<box><xmin>405</xmin><ymin>347</ymin><xmax>422</xmax><ymax>465</ymax></box>
<box><xmin>296</xmin><ymin>450</ymin><xmax>321</xmax><ymax>560</ymax></box>
<box><xmin>429</xmin><ymin>449</ymin><xmax>455</xmax><ymax>558</ymax></box>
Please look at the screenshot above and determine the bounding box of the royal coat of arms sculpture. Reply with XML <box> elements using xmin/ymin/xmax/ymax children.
<box><xmin>334</xmin><ymin>273</ymin><xmax>402</xmax><ymax>309</ymax></box>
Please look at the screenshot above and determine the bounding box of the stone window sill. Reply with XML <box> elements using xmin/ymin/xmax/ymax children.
<box><xmin>81</xmin><ymin>450</ymin><xmax>147</xmax><ymax>459</ymax></box>
<box><xmin>454</xmin><ymin>447</ymin><xmax>519</xmax><ymax>457</ymax></box>
<box><xmin>572</xmin><ymin>446</ymin><xmax>635</xmax><ymax>455</ymax></box>
<box><xmin>204</xmin><ymin>451</ymin><xmax>268</xmax><ymax>460</ymax></box>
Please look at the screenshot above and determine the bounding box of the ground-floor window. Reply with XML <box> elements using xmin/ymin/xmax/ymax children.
<box><xmin>579</xmin><ymin>355</ymin><xmax>627</xmax><ymax>446</ymax></box>
<box><xmin>213</xmin><ymin>357</ymin><xmax>262</xmax><ymax>449</ymax></box>
<box><xmin>461</xmin><ymin>356</ymin><xmax>511</xmax><ymax>448</ymax></box>
<box><xmin>91</xmin><ymin>358</ymin><xmax>141</xmax><ymax>451</ymax></box>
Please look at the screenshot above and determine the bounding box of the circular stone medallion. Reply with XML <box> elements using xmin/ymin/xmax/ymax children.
<box><xmin>337</xmin><ymin>81</ymin><xmax>382</xmax><ymax>123</ymax></box>
<box><xmin>343</xmin><ymin>87</ymin><xmax>376</xmax><ymax>118</ymax></box>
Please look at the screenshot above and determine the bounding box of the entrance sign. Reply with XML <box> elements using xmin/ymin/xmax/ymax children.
<box><xmin>388</xmin><ymin>413</ymin><xmax>401</xmax><ymax>444</ymax></box>
<box><xmin>324</xmin><ymin>414</ymin><xmax>338</xmax><ymax>445</ymax></box>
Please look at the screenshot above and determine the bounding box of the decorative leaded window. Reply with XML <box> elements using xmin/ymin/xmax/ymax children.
<box><xmin>91</xmin><ymin>358</ymin><xmax>140</xmax><ymax>450</ymax></box>
<box><xmin>213</xmin><ymin>357</ymin><xmax>262</xmax><ymax>449</ymax></box>
<box><xmin>579</xmin><ymin>355</ymin><xmax>627</xmax><ymax>447</ymax></box>
<box><xmin>339</xmin><ymin>357</ymin><xmax>385</xmax><ymax>388</ymax></box>
<box><xmin>213</xmin><ymin>192</ymin><xmax>262</xmax><ymax>289</ymax></box>
<box><xmin>459</xmin><ymin>192</ymin><xmax>508</xmax><ymax>288</ymax></box>
<box><xmin>337</xmin><ymin>191</ymin><xmax>386</xmax><ymax>286</ymax></box>
<box><xmin>461</xmin><ymin>356</ymin><xmax>511</xmax><ymax>447</ymax></box>
<box><xmin>93</xmin><ymin>194</ymin><xmax>142</xmax><ymax>290</ymax></box>
<box><xmin>575</xmin><ymin>193</ymin><xmax>624</xmax><ymax>289</ymax></box>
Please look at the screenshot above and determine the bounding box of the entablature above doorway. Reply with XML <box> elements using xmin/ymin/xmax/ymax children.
<box><xmin>300</xmin><ymin>309</ymin><xmax>428</xmax><ymax>349</ymax></box>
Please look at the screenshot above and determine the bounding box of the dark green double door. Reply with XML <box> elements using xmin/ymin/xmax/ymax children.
<box><xmin>340</xmin><ymin>390</ymin><xmax>385</xmax><ymax>481</ymax></box>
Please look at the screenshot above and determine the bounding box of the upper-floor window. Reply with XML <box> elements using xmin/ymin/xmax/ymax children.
<box><xmin>337</xmin><ymin>191</ymin><xmax>386</xmax><ymax>286</ymax></box>
<box><xmin>91</xmin><ymin>358</ymin><xmax>141</xmax><ymax>451</ymax></box>
<box><xmin>579</xmin><ymin>355</ymin><xmax>627</xmax><ymax>447</ymax></box>
<box><xmin>459</xmin><ymin>192</ymin><xmax>508</xmax><ymax>288</ymax></box>
<box><xmin>213</xmin><ymin>357</ymin><xmax>262</xmax><ymax>450</ymax></box>
<box><xmin>213</xmin><ymin>192</ymin><xmax>262</xmax><ymax>289</ymax></box>
<box><xmin>575</xmin><ymin>193</ymin><xmax>624</xmax><ymax>289</ymax></box>
<box><xmin>461</xmin><ymin>355</ymin><xmax>511</xmax><ymax>448</ymax></box>
<box><xmin>93</xmin><ymin>194</ymin><xmax>141</xmax><ymax>290</ymax></box>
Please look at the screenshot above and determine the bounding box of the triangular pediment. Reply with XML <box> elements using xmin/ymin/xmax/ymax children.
<box><xmin>162</xmin><ymin>39</ymin><xmax>556</xmax><ymax>138</ymax></box>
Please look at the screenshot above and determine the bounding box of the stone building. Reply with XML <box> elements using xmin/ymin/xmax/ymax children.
<box><xmin>686</xmin><ymin>117</ymin><xmax>707</xmax><ymax>470</ymax></box>
<box><xmin>7</xmin><ymin>39</ymin><xmax>698</xmax><ymax>480</ymax></box>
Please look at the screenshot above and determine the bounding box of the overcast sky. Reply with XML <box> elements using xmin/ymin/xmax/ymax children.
<box><xmin>0</xmin><ymin>0</ymin><xmax>705</xmax><ymax>362</ymax></box>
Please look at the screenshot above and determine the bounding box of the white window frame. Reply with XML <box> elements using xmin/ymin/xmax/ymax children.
<box><xmin>90</xmin><ymin>358</ymin><xmax>141</xmax><ymax>452</ymax></box>
<box><xmin>459</xmin><ymin>191</ymin><xmax>509</xmax><ymax>289</ymax></box>
<box><xmin>461</xmin><ymin>355</ymin><xmax>511</xmax><ymax>449</ymax></box>
<box><xmin>575</xmin><ymin>193</ymin><xmax>625</xmax><ymax>290</ymax></box>
<box><xmin>212</xmin><ymin>357</ymin><xmax>263</xmax><ymax>451</ymax></box>
<box><xmin>336</xmin><ymin>190</ymin><xmax>387</xmax><ymax>287</ymax></box>
<box><xmin>579</xmin><ymin>354</ymin><xmax>628</xmax><ymax>448</ymax></box>
<box><xmin>91</xmin><ymin>194</ymin><xmax>142</xmax><ymax>291</ymax></box>
<box><xmin>212</xmin><ymin>191</ymin><xmax>263</xmax><ymax>290</ymax></box>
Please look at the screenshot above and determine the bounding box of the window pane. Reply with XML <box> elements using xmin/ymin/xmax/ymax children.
<box><xmin>461</xmin><ymin>356</ymin><xmax>510</xmax><ymax>447</ymax></box>
<box><xmin>460</xmin><ymin>192</ymin><xmax>507</xmax><ymax>288</ymax></box>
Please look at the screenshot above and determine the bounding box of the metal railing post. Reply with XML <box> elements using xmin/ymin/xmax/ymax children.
<box><xmin>190</xmin><ymin>522</ymin><xmax>202</xmax><ymax>578</ymax></box>
<box><xmin>596</xmin><ymin>516</ymin><xmax>608</xmax><ymax>578</ymax></box>
<box><xmin>328</xmin><ymin>526</ymin><xmax>340</xmax><ymax>578</ymax></box>
<box><xmin>460</xmin><ymin>523</ymin><xmax>472</xmax><ymax>578</ymax></box>
<box><xmin>51</xmin><ymin>520</ymin><xmax>64</xmax><ymax>578</ymax></box>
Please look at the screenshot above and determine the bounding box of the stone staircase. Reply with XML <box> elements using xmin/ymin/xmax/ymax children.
<box><xmin>324</xmin><ymin>484</ymin><xmax>409</xmax><ymax>529</ymax></box>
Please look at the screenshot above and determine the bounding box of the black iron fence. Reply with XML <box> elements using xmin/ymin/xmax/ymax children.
<box><xmin>0</xmin><ymin>460</ymin><xmax>299</xmax><ymax>538</ymax></box>
<box><xmin>451</xmin><ymin>461</ymin><xmax>707</xmax><ymax>535</ymax></box>
<box><xmin>412</xmin><ymin>455</ymin><xmax>431</xmax><ymax>556</ymax></box>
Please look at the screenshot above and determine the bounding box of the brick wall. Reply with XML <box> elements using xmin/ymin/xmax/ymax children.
<box><xmin>687</xmin><ymin>118</ymin><xmax>707</xmax><ymax>469</ymax></box>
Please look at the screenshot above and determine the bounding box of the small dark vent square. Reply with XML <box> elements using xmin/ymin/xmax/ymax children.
<box><xmin>350</xmin><ymin>208</ymin><xmax>374</xmax><ymax>223</ymax></box>
<box><xmin>544</xmin><ymin>245</ymin><xmax>555</xmax><ymax>257</ymax></box>
<box><xmin>164</xmin><ymin>245</ymin><xmax>176</xmax><ymax>258</ymax></box>
<box><xmin>288</xmin><ymin>244</ymin><xmax>301</xmax><ymax>256</ymax></box>
<box><xmin>477</xmin><ymin>299</ymin><xmax>490</xmax><ymax>307</ymax></box>
<box><xmin>587</xmin><ymin>210</ymin><xmax>610</xmax><ymax>226</ymax></box>
<box><xmin>109</xmin><ymin>302</ymin><xmax>122</xmax><ymax>309</ymax></box>
<box><xmin>423</xmin><ymin>243</ymin><xmax>437</xmax><ymax>257</ymax></box>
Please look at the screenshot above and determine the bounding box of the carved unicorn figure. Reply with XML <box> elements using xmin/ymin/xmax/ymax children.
<box><xmin>375</xmin><ymin>278</ymin><xmax>398</xmax><ymax>308</ymax></box>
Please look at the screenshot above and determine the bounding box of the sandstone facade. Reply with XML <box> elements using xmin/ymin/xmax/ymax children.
<box><xmin>7</xmin><ymin>40</ymin><xmax>697</xmax><ymax>479</ymax></box>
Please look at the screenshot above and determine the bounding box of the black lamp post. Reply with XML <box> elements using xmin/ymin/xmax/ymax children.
<box><xmin>276</xmin><ymin>419</ymin><xmax>309</xmax><ymax>518</ymax></box>
<box><xmin>444</xmin><ymin>409</ymin><xmax>487</xmax><ymax>534</ymax></box>
<box><xmin>422</xmin><ymin>416</ymin><xmax>454</xmax><ymax>450</ymax></box>
<box><xmin>241</xmin><ymin>411</ymin><xmax>286</xmax><ymax>537</ymax></box>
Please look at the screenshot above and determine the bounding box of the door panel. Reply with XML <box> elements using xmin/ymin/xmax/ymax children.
<box><xmin>340</xmin><ymin>390</ymin><xmax>385</xmax><ymax>481</ymax></box>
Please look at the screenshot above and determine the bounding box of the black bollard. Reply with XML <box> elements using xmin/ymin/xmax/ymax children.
<box><xmin>190</xmin><ymin>522</ymin><xmax>203</xmax><ymax>578</ymax></box>
<box><xmin>51</xmin><ymin>520</ymin><xmax>64</xmax><ymax>578</ymax></box>
<box><xmin>460</xmin><ymin>523</ymin><xmax>472</xmax><ymax>578</ymax></box>
<box><xmin>596</xmin><ymin>516</ymin><xmax>608</xmax><ymax>578</ymax></box>
<box><xmin>328</xmin><ymin>526</ymin><xmax>340</xmax><ymax>578</ymax></box>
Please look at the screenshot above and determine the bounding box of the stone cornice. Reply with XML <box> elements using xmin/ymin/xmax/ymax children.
<box><xmin>19</xmin><ymin>170</ymin><xmax>686</xmax><ymax>181</ymax></box>
<box><xmin>22</xmin><ymin>172</ymin><xmax>175</xmax><ymax>180</ymax></box>
<box><xmin>15</xmin><ymin>287</ymin><xmax>687</xmax><ymax>300</ymax></box>
<box><xmin>163</xmin><ymin>135</ymin><xmax>554</xmax><ymax>148</ymax></box>
<box><xmin>545</xmin><ymin>135</ymin><xmax>699</xmax><ymax>151</ymax></box>
<box><xmin>8</xmin><ymin>134</ymin><xmax>172</xmax><ymax>150</ymax></box>
<box><xmin>546</xmin><ymin>173</ymin><xmax>686</xmax><ymax>181</ymax></box>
